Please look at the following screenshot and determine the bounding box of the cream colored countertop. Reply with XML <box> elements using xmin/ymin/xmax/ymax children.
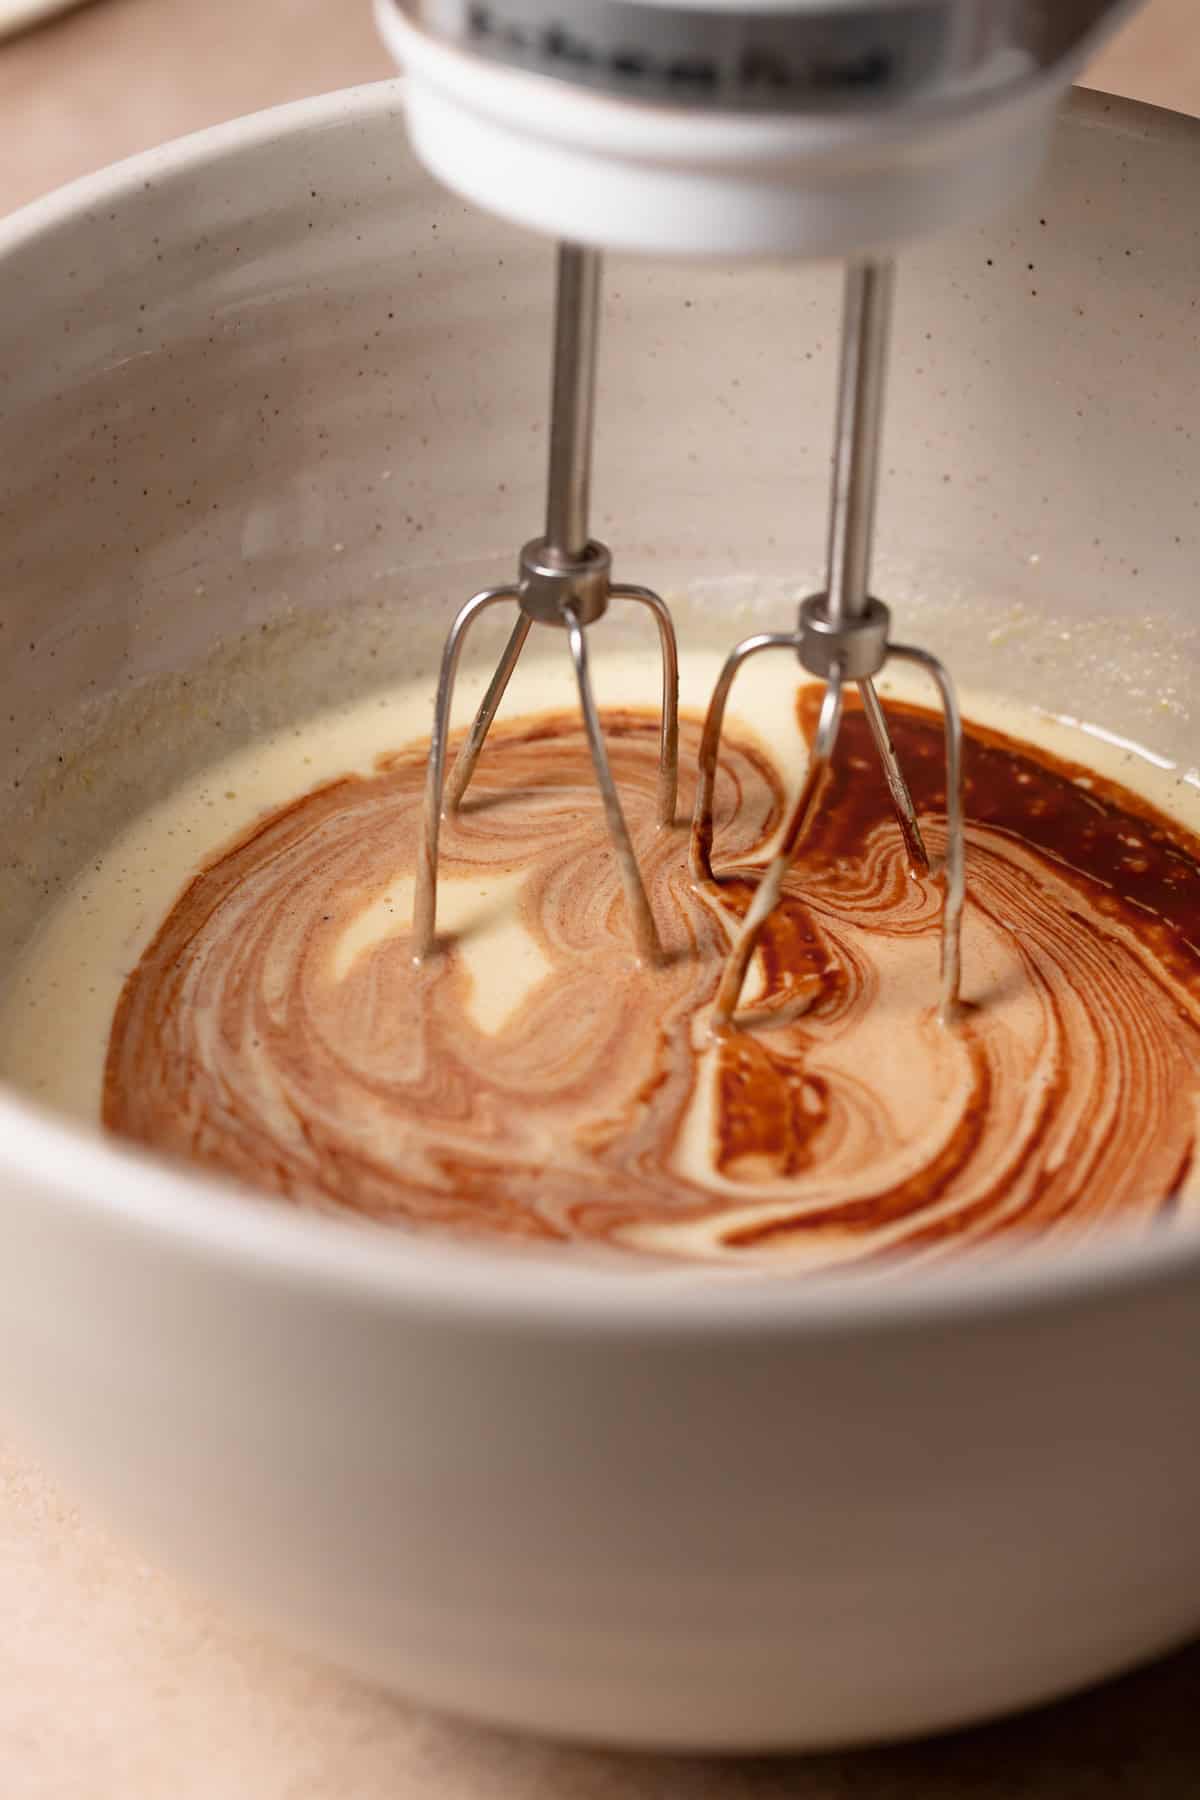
<box><xmin>3</xmin><ymin>2</ymin><xmax>1200</xmax><ymax>1794</ymax></box>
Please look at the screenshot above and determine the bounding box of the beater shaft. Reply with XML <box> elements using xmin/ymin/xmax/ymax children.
<box><xmin>545</xmin><ymin>243</ymin><xmax>599</xmax><ymax>560</ymax></box>
<box><xmin>826</xmin><ymin>261</ymin><xmax>888</xmax><ymax>630</ymax></box>
<box><xmin>827</xmin><ymin>261</ymin><xmax>928</xmax><ymax>875</ymax></box>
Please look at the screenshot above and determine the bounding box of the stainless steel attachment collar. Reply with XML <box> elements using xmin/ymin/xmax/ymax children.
<box><xmin>797</xmin><ymin>592</ymin><xmax>890</xmax><ymax>682</ymax></box>
<box><xmin>518</xmin><ymin>535</ymin><xmax>612</xmax><ymax>627</ymax></box>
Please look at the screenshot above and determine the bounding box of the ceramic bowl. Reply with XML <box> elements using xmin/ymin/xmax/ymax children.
<box><xmin>0</xmin><ymin>82</ymin><xmax>1198</xmax><ymax>1750</ymax></box>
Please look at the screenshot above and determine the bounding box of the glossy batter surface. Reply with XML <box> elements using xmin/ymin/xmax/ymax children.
<box><xmin>97</xmin><ymin>686</ymin><xmax>1200</xmax><ymax>1271</ymax></box>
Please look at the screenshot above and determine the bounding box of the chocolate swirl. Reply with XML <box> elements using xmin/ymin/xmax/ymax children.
<box><xmin>103</xmin><ymin>693</ymin><xmax>1200</xmax><ymax>1271</ymax></box>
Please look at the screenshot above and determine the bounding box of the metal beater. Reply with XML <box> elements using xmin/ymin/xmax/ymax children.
<box><xmin>412</xmin><ymin>242</ymin><xmax>680</xmax><ymax>967</ymax></box>
<box><xmin>692</xmin><ymin>259</ymin><xmax>965</xmax><ymax>1030</ymax></box>
<box><xmin>415</xmin><ymin>251</ymin><xmax>964</xmax><ymax>1024</ymax></box>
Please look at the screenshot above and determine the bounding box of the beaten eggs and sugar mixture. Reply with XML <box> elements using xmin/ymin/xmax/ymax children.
<box><xmin>3</xmin><ymin>646</ymin><xmax>1200</xmax><ymax>1273</ymax></box>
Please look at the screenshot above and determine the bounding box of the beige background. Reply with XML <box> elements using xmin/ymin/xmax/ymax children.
<box><xmin>2</xmin><ymin>1</ymin><xmax>1200</xmax><ymax>1794</ymax></box>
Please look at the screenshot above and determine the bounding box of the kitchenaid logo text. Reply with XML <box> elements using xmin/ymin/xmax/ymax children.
<box><xmin>463</xmin><ymin>4</ymin><xmax>899</xmax><ymax>100</ymax></box>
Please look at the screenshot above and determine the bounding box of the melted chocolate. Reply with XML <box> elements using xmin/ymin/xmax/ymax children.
<box><xmin>103</xmin><ymin>691</ymin><xmax>1200</xmax><ymax>1270</ymax></box>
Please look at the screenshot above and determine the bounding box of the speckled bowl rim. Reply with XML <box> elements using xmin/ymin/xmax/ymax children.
<box><xmin>2</xmin><ymin>77</ymin><xmax>1200</xmax><ymax>1333</ymax></box>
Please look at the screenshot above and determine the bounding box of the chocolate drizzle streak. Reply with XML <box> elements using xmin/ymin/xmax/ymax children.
<box><xmin>103</xmin><ymin>692</ymin><xmax>1200</xmax><ymax>1271</ymax></box>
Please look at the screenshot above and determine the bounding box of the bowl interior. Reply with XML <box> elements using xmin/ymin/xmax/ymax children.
<box><xmin>0</xmin><ymin>83</ymin><xmax>1197</xmax><ymax>1259</ymax></box>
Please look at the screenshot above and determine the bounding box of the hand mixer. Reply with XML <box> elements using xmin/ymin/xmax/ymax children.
<box><xmin>377</xmin><ymin>0</ymin><xmax>1138</xmax><ymax>1024</ymax></box>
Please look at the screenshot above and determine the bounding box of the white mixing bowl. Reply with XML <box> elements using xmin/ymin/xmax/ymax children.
<box><xmin>0</xmin><ymin>80</ymin><xmax>1198</xmax><ymax>1751</ymax></box>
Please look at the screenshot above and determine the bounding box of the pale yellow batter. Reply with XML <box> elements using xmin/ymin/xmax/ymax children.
<box><xmin>3</xmin><ymin>648</ymin><xmax>1200</xmax><ymax>1270</ymax></box>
